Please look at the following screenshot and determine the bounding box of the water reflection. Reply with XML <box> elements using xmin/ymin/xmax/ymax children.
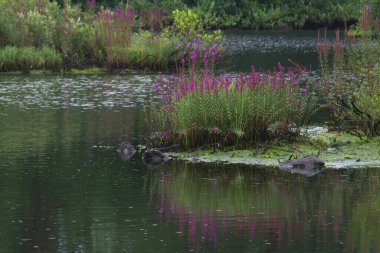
<box><xmin>149</xmin><ymin>161</ymin><xmax>380</xmax><ymax>253</ymax></box>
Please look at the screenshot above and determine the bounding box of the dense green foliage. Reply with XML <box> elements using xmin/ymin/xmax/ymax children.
<box><xmin>0</xmin><ymin>0</ymin><xmax>224</xmax><ymax>72</ymax></box>
<box><xmin>68</xmin><ymin>0</ymin><xmax>379</xmax><ymax>29</ymax></box>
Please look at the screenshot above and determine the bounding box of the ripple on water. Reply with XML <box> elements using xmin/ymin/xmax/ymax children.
<box><xmin>0</xmin><ymin>74</ymin><xmax>160</xmax><ymax>109</ymax></box>
<box><xmin>224</xmin><ymin>30</ymin><xmax>336</xmax><ymax>55</ymax></box>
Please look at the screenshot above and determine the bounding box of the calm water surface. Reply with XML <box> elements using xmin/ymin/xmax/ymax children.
<box><xmin>220</xmin><ymin>30</ymin><xmax>336</xmax><ymax>72</ymax></box>
<box><xmin>1</xmin><ymin>31</ymin><xmax>380</xmax><ymax>253</ymax></box>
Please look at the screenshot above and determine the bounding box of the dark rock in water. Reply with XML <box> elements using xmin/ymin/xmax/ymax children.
<box><xmin>190</xmin><ymin>157</ymin><xmax>201</xmax><ymax>163</ymax></box>
<box><xmin>279</xmin><ymin>156</ymin><xmax>324</xmax><ymax>177</ymax></box>
<box><xmin>118</xmin><ymin>141</ymin><xmax>137</xmax><ymax>160</ymax></box>
<box><xmin>142</xmin><ymin>149</ymin><xmax>172</xmax><ymax>165</ymax></box>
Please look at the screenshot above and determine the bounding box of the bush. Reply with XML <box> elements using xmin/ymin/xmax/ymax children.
<box><xmin>151</xmin><ymin>41</ymin><xmax>317</xmax><ymax>148</ymax></box>
<box><xmin>318</xmin><ymin>5</ymin><xmax>380</xmax><ymax>138</ymax></box>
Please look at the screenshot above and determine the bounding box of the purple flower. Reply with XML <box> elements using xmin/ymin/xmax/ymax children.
<box><xmin>210</xmin><ymin>127</ymin><xmax>219</xmax><ymax>134</ymax></box>
<box><xmin>160</xmin><ymin>131</ymin><xmax>169</xmax><ymax>139</ymax></box>
<box><xmin>300</xmin><ymin>88</ymin><xmax>307</xmax><ymax>96</ymax></box>
<box><xmin>190</xmin><ymin>50</ymin><xmax>197</xmax><ymax>61</ymax></box>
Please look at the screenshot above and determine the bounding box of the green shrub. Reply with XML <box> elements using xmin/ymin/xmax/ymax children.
<box><xmin>318</xmin><ymin>5</ymin><xmax>380</xmax><ymax>138</ymax></box>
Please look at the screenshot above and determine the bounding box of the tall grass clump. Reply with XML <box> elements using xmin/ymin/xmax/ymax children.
<box><xmin>318</xmin><ymin>4</ymin><xmax>380</xmax><ymax>138</ymax></box>
<box><xmin>0</xmin><ymin>46</ymin><xmax>61</xmax><ymax>73</ymax></box>
<box><xmin>93</xmin><ymin>4</ymin><xmax>134</xmax><ymax>71</ymax></box>
<box><xmin>128</xmin><ymin>32</ymin><xmax>176</xmax><ymax>70</ymax></box>
<box><xmin>151</xmin><ymin>39</ymin><xmax>317</xmax><ymax>148</ymax></box>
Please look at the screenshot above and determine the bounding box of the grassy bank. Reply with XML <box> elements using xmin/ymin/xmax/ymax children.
<box><xmin>149</xmin><ymin>6</ymin><xmax>380</xmax><ymax>153</ymax></box>
<box><xmin>0</xmin><ymin>0</ymin><xmax>221</xmax><ymax>73</ymax></box>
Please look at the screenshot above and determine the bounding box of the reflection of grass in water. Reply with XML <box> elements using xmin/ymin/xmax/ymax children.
<box><xmin>149</xmin><ymin>162</ymin><xmax>380</xmax><ymax>251</ymax></box>
<box><xmin>346</xmin><ymin>171</ymin><xmax>380</xmax><ymax>253</ymax></box>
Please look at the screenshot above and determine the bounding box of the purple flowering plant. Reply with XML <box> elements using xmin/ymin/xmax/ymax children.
<box><xmin>152</xmin><ymin>38</ymin><xmax>318</xmax><ymax>148</ymax></box>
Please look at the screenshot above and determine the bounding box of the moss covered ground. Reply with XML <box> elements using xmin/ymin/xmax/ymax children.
<box><xmin>169</xmin><ymin>127</ymin><xmax>380</xmax><ymax>169</ymax></box>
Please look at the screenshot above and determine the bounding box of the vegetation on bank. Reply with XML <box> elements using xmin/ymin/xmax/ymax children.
<box><xmin>62</xmin><ymin>0</ymin><xmax>379</xmax><ymax>29</ymax></box>
<box><xmin>149</xmin><ymin>5</ymin><xmax>380</xmax><ymax>151</ymax></box>
<box><xmin>150</xmin><ymin>41</ymin><xmax>318</xmax><ymax>148</ymax></box>
<box><xmin>0</xmin><ymin>0</ymin><xmax>221</xmax><ymax>73</ymax></box>
<box><xmin>318</xmin><ymin>4</ymin><xmax>380</xmax><ymax>139</ymax></box>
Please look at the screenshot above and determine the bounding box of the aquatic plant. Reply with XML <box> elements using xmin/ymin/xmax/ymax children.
<box><xmin>318</xmin><ymin>5</ymin><xmax>380</xmax><ymax>138</ymax></box>
<box><xmin>152</xmin><ymin>40</ymin><xmax>317</xmax><ymax>148</ymax></box>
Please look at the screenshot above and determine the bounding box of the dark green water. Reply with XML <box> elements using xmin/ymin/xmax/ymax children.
<box><xmin>220</xmin><ymin>30</ymin><xmax>336</xmax><ymax>72</ymax></box>
<box><xmin>1</xmin><ymin>31</ymin><xmax>380</xmax><ymax>253</ymax></box>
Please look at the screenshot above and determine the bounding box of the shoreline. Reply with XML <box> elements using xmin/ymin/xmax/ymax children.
<box><xmin>168</xmin><ymin>127</ymin><xmax>380</xmax><ymax>169</ymax></box>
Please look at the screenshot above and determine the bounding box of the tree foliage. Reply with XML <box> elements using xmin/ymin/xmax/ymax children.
<box><xmin>65</xmin><ymin>0</ymin><xmax>379</xmax><ymax>29</ymax></box>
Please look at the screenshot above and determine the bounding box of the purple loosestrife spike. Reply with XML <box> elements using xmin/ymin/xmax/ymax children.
<box><xmin>197</xmin><ymin>37</ymin><xmax>201</xmax><ymax>46</ymax></box>
<box><xmin>190</xmin><ymin>81</ymin><xmax>195</xmax><ymax>91</ymax></box>
<box><xmin>300</xmin><ymin>88</ymin><xmax>307</xmax><ymax>96</ymax></box>
<box><xmin>176</xmin><ymin>90</ymin><xmax>181</xmax><ymax>100</ymax></box>
<box><xmin>167</xmin><ymin>85</ymin><xmax>172</xmax><ymax>96</ymax></box>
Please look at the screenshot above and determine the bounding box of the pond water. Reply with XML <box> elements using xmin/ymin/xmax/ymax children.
<box><xmin>220</xmin><ymin>30</ymin><xmax>336</xmax><ymax>72</ymax></box>
<box><xmin>1</xmin><ymin>31</ymin><xmax>380</xmax><ymax>253</ymax></box>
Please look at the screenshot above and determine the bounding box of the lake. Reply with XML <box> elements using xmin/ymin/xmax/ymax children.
<box><xmin>1</xmin><ymin>31</ymin><xmax>379</xmax><ymax>253</ymax></box>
